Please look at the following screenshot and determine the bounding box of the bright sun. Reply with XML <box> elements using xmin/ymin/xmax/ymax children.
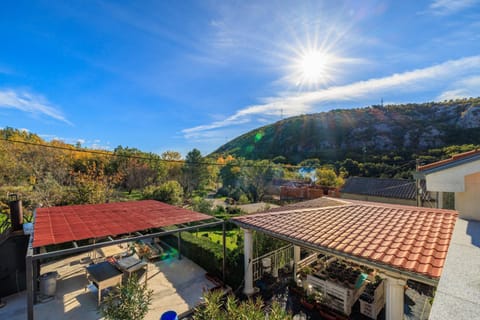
<box><xmin>287</xmin><ymin>47</ymin><xmax>338</xmax><ymax>88</ymax></box>
<box><xmin>295</xmin><ymin>49</ymin><xmax>331</xmax><ymax>87</ymax></box>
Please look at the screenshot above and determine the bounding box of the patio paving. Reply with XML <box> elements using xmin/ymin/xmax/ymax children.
<box><xmin>0</xmin><ymin>251</ymin><xmax>216</xmax><ymax>320</ymax></box>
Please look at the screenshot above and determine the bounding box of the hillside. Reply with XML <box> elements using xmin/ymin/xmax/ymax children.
<box><xmin>213</xmin><ymin>98</ymin><xmax>480</xmax><ymax>163</ymax></box>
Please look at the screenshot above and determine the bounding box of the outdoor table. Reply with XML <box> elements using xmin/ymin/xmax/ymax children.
<box><xmin>85</xmin><ymin>261</ymin><xmax>123</xmax><ymax>306</ymax></box>
<box><xmin>97</xmin><ymin>244</ymin><xmax>126</xmax><ymax>259</ymax></box>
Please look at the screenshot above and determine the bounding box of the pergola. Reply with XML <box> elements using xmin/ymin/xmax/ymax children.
<box><xmin>232</xmin><ymin>197</ymin><xmax>458</xmax><ymax>320</ymax></box>
<box><xmin>25</xmin><ymin>200</ymin><xmax>225</xmax><ymax>320</ymax></box>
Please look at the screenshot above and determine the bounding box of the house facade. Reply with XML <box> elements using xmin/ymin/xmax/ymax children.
<box><xmin>418</xmin><ymin>149</ymin><xmax>480</xmax><ymax>220</ymax></box>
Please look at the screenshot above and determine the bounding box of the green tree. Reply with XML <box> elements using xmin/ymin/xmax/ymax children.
<box><xmin>243</xmin><ymin>160</ymin><xmax>277</xmax><ymax>202</ymax></box>
<box><xmin>299</xmin><ymin>158</ymin><xmax>321</xmax><ymax>168</ymax></box>
<box><xmin>339</xmin><ymin>158</ymin><xmax>362</xmax><ymax>177</ymax></box>
<box><xmin>182</xmin><ymin>149</ymin><xmax>209</xmax><ymax>196</ymax></box>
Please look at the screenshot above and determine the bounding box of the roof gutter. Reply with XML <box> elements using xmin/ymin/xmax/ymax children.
<box><xmin>418</xmin><ymin>154</ymin><xmax>480</xmax><ymax>174</ymax></box>
<box><xmin>232</xmin><ymin>220</ymin><xmax>439</xmax><ymax>287</ymax></box>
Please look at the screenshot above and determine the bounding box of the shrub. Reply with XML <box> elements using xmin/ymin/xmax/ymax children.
<box><xmin>142</xmin><ymin>180</ymin><xmax>183</xmax><ymax>205</ymax></box>
<box><xmin>193</xmin><ymin>290</ymin><xmax>293</xmax><ymax>320</ymax></box>
<box><xmin>100</xmin><ymin>274</ymin><xmax>153</xmax><ymax>320</ymax></box>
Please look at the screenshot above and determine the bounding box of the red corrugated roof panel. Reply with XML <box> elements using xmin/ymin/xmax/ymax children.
<box><xmin>33</xmin><ymin>200</ymin><xmax>213</xmax><ymax>248</ymax></box>
<box><xmin>233</xmin><ymin>198</ymin><xmax>458</xmax><ymax>279</ymax></box>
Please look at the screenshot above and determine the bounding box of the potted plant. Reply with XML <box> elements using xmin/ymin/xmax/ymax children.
<box><xmin>300</xmin><ymin>294</ymin><xmax>316</xmax><ymax>310</ymax></box>
<box><xmin>288</xmin><ymin>279</ymin><xmax>304</xmax><ymax>296</ymax></box>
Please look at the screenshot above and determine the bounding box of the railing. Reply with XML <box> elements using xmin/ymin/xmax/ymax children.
<box><xmin>297</xmin><ymin>252</ymin><xmax>319</xmax><ymax>269</ymax></box>
<box><xmin>252</xmin><ymin>244</ymin><xmax>294</xmax><ymax>281</ymax></box>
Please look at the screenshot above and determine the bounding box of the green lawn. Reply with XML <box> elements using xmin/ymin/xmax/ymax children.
<box><xmin>194</xmin><ymin>229</ymin><xmax>240</xmax><ymax>251</ymax></box>
<box><xmin>118</xmin><ymin>190</ymin><xmax>144</xmax><ymax>201</ymax></box>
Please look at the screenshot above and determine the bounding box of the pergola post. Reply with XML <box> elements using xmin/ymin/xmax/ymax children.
<box><xmin>222</xmin><ymin>221</ymin><xmax>226</xmax><ymax>283</ymax></box>
<box><xmin>293</xmin><ymin>245</ymin><xmax>301</xmax><ymax>279</ymax></box>
<box><xmin>177</xmin><ymin>231</ymin><xmax>182</xmax><ymax>260</ymax></box>
<box><xmin>26</xmin><ymin>254</ymin><xmax>34</xmax><ymax>320</ymax></box>
<box><xmin>385</xmin><ymin>277</ymin><xmax>406</xmax><ymax>320</ymax></box>
<box><xmin>436</xmin><ymin>191</ymin><xmax>443</xmax><ymax>209</ymax></box>
<box><xmin>242</xmin><ymin>228</ymin><xmax>255</xmax><ymax>295</ymax></box>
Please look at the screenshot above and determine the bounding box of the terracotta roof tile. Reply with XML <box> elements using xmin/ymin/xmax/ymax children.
<box><xmin>233</xmin><ymin>197</ymin><xmax>458</xmax><ymax>279</ymax></box>
<box><xmin>33</xmin><ymin>200</ymin><xmax>213</xmax><ymax>248</ymax></box>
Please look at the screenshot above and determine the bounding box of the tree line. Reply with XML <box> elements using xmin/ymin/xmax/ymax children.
<box><xmin>1</xmin><ymin>127</ymin><xmax>477</xmax><ymax>217</ymax></box>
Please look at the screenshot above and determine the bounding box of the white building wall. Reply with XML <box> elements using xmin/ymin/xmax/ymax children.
<box><xmin>455</xmin><ymin>172</ymin><xmax>480</xmax><ymax>220</ymax></box>
<box><xmin>424</xmin><ymin>159</ymin><xmax>480</xmax><ymax>220</ymax></box>
<box><xmin>425</xmin><ymin>160</ymin><xmax>480</xmax><ymax>192</ymax></box>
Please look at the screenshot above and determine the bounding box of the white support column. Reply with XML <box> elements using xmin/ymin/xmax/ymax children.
<box><xmin>385</xmin><ymin>277</ymin><xmax>406</xmax><ymax>320</ymax></box>
<box><xmin>293</xmin><ymin>245</ymin><xmax>301</xmax><ymax>279</ymax></box>
<box><xmin>243</xmin><ymin>228</ymin><xmax>255</xmax><ymax>295</ymax></box>
<box><xmin>437</xmin><ymin>191</ymin><xmax>443</xmax><ymax>209</ymax></box>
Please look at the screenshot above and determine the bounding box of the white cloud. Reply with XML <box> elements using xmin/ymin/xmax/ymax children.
<box><xmin>0</xmin><ymin>89</ymin><xmax>71</xmax><ymax>125</ymax></box>
<box><xmin>437</xmin><ymin>76</ymin><xmax>480</xmax><ymax>100</ymax></box>
<box><xmin>429</xmin><ymin>0</ymin><xmax>479</xmax><ymax>15</ymax></box>
<box><xmin>183</xmin><ymin>55</ymin><xmax>480</xmax><ymax>140</ymax></box>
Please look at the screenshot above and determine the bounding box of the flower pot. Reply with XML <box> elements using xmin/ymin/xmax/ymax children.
<box><xmin>300</xmin><ymin>299</ymin><xmax>315</xmax><ymax>310</ymax></box>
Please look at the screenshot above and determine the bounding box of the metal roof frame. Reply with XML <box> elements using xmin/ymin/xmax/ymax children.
<box><xmin>25</xmin><ymin>209</ymin><xmax>225</xmax><ymax>320</ymax></box>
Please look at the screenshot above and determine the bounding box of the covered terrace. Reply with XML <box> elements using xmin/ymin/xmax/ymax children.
<box><xmin>232</xmin><ymin>197</ymin><xmax>458</xmax><ymax>320</ymax></box>
<box><xmin>25</xmin><ymin>200</ymin><xmax>226</xmax><ymax>320</ymax></box>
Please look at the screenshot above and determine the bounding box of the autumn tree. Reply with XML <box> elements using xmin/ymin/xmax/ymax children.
<box><xmin>66</xmin><ymin>162</ymin><xmax>122</xmax><ymax>204</ymax></box>
<box><xmin>316</xmin><ymin>166</ymin><xmax>344</xmax><ymax>188</ymax></box>
<box><xmin>161</xmin><ymin>151</ymin><xmax>183</xmax><ymax>182</ymax></box>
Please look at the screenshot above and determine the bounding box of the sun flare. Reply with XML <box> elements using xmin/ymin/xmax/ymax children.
<box><xmin>299</xmin><ymin>50</ymin><xmax>329</xmax><ymax>84</ymax></box>
<box><xmin>294</xmin><ymin>49</ymin><xmax>332</xmax><ymax>87</ymax></box>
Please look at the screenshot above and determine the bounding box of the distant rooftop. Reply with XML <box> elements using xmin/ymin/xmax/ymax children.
<box><xmin>33</xmin><ymin>200</ymin><xmax>212</xmax><ymax>248</ymax></box>
<box><xmin>340</xmin><ymin>176</ymin><xmax>430</xmax><ymax>200</ymax></box>
<box><xmin>418</xmin><ymin>149</ymin><xmax>480</xmax><ymax>173</ymax></box>
<box><xmin>233</xmin><ymin>197</ymin><xmax>458</xmax><ymax>281</ymax></box>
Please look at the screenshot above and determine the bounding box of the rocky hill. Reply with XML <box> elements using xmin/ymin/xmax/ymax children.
<box><xmin>213</xmin><ymin>98</ymin><xmax>480</xmax><ymax>163</ymax></box>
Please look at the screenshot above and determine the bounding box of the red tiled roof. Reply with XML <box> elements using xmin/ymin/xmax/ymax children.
<box><xmin>232</xmin><ymin>198</ymin><xmax>458</xmax><ymax>279</ymax></box>
<box><xmin>418</xmin><ymin>149</ymin><xmax>480</xmax><ymax>172</ymax></box>
<box><xmin>33</xmin><ymin>200</ymin><xmax>212</xmax><ymax>248</ymax></box>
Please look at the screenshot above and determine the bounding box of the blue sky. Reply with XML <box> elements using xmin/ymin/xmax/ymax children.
<box><xmin>1</xmin><ymin>0</ymin><xmax>479</xmax><ymax>156</ymax></box>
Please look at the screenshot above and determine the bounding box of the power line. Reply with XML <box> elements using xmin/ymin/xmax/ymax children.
<box><xmin>0</xmin><ymin>137</ymin><xmax>419</xmax><ymax>172</ymax></box>
<box><xmin>0</xmin><ymin>137</ymin><xmax>301</xmax><ymax>169</ymax></box>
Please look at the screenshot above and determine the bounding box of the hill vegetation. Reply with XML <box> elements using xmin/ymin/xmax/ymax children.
<box><xmin>213</xmin><ymin>97</ymin><xmax>480</xmax><ymax>166</ymax></box>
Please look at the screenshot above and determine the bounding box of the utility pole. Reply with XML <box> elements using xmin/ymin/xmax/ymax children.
<box><xmin>416</xmin><ymin>159</ymin><xmax>421</xmax><ymax>207</ymax></box>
